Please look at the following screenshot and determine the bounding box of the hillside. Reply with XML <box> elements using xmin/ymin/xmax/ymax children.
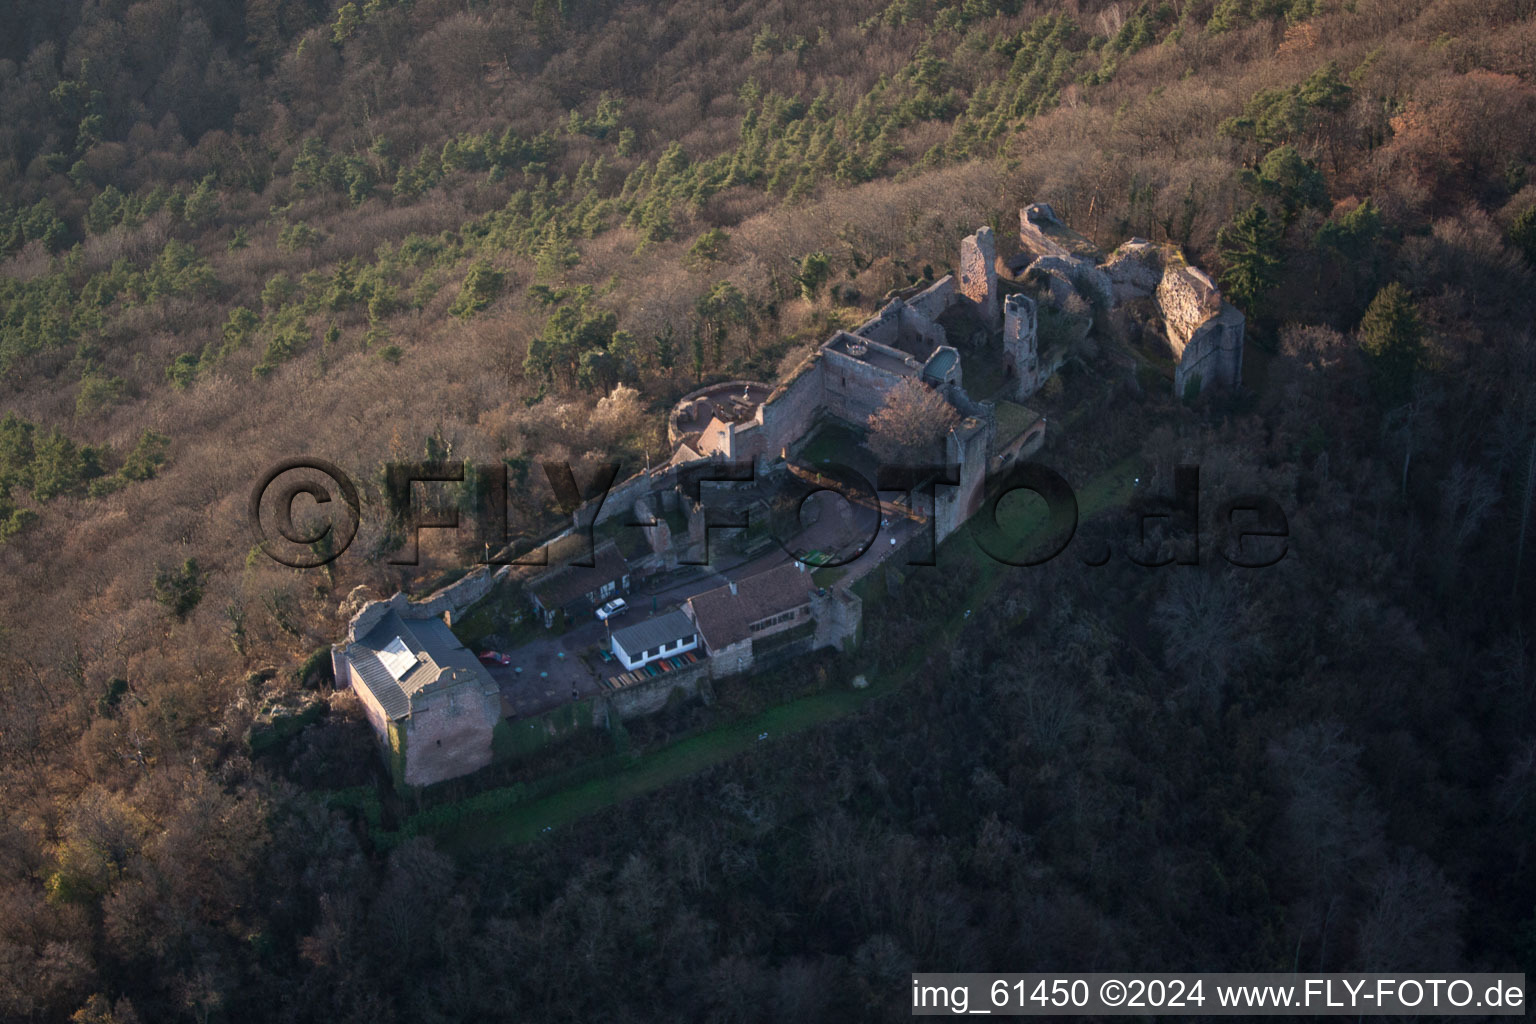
<box><xmin>1</xmin><ymin>0</ymin><xmax>1535</xmax><ymax>1019</ymax></box>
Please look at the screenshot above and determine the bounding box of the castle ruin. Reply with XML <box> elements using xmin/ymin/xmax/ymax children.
<box><xmin>656</xmin><ymin>200</ymin><xmax>1243</xmax><ymax>542</ymax></box>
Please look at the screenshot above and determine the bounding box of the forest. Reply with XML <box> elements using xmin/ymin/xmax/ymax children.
<box><xmin>0</xmin><ymin>0</ymin><xmax>1535</xmax><ymax>1019</ymax></box>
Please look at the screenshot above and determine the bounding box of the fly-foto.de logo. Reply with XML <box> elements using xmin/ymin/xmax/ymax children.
<box><xmin>248</xmin><ymin>458</ymin><xmax>1289</xmax><ymax>571</ymax></box>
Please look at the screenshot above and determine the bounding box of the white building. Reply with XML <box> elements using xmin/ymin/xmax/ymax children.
<box><xmin>610</xmin><ymin>609</ymin><xmax>699</xmax><ymax>670</ymax></box>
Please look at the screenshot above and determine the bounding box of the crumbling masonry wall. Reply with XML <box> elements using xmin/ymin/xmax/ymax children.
<box><xmin>756</xmin><ymin>355</ymin><xmax>828</xmax><ymax>464</ymax></box>
<box><xmin>820</xmin><ymin>345</ymin><xmax>913</xmax><ymax>425</ymax></box>
<box><xmin>958</xmin><ymin>226</ymin><xmax>998</xmax><ymax>323</ymax></box>
<box><xmin>347</xmin><ymin>566</ymin><xmax>511</xmax><ymax>642</ymax></box>
<box><xmin>1157</xmin><ymin>264</ymin><xmax>1245</xmax><ymax>396</ymax></box>
<box><xmin>1174</xmin><ymin>304</ymin><xmax>1245</xmax><ymax>397</ymax></box>
<box><xmin>1003</xmin><ymin>293</ymin><xmax>1040</xmax><ymax>400</ymax></box>
<box><xmin>934</xmin><ymin>417</ymin><xmax>993</xmax><ymax>543</ymax></box>
<box><xmin>907</xmin><ymin>274</ymin><xmax>957</xmax><ymax>320</ymax></box>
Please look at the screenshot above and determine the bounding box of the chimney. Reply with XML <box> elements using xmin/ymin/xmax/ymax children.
<box><xmin>728</xmin><ymin>579</ymin><xmax>738</xmax><ymax>596</ymax></box>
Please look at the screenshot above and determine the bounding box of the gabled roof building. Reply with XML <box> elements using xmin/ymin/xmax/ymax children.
<box><xmin>610</xmin><ymin>609</ymin><xmax>698</xmax><ymax>671</ymax></box>
<box><xmin>335</xmin><ymin>599</ymin><xmax>501</xmax><ymax>788</ymax></box>
<box><xmin>684</xmin><ymin>562</ymin><xmax>819</xmax><ymax>677</ymax></box>
<box><xmin>526</xmin><ymin>538</ymin><xmax>631</xmax><ymax>628</ymax></box>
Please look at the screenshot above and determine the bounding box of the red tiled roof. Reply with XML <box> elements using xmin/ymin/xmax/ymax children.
<box><xmin>686</xmin><ymin>562</ymin><xmax>815</xmax><ymax>649</ymax></box>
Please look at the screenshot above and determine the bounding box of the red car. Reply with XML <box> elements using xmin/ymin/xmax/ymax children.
<box><xmin>478</xmin><ymin>650</ymin><xmax>511</xmax><ymax>666</ymax></box>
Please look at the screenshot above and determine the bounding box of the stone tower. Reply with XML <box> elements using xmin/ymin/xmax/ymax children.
<box><xmin>1003</xmin><ymin>292</ymin><xmax>1040</xmax><ymax>400</ymax></box>
<box><xmin>959</xmin><ymin>226</ymin><xmax>998</xmax><ymax>324</ymax></box>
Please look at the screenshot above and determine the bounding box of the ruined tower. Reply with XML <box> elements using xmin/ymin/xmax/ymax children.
<box><xmin>959</xmin><ymin>226</ymin><xmax>998</xmax><ymax>324</ymax></box>
<box><xmin>1003</xmin><ymin>292</ymin><xmax>1040</xmax><ymax>400</ymax></box>
<box><xmin>1157</xmin><ymin>265</ymin><xmax>1246</xmax><ymax>398</ymax></box>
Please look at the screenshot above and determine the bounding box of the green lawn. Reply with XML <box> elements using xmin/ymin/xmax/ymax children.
<box><xmin>812</xmin><ymin>565</ymin><xmax>848</xmax><ymax>588</ymax></box>
<box><xmin>793</xmin><ymin>421</ymin><xmax>867</xmax><ymax>466</ymax></box>
<box><xmin>440</xmin><ymin>684</ymin><xmax>880</xmax><ymax>851</ymax></box>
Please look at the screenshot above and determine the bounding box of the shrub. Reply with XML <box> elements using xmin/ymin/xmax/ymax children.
<box><xmin>75</xmin><ymin>373</ymin><xmax>126</xmax><ymax>416</ymax></box>
<box><xmin>277</xmin><ymin>221</ymin><xmax>324</xmax><ymax>252</ymax></box>
<box><xmin>119</xmin><ymin>429</ymin><xmax>170</xmax><ymax>482</ymax></box>
<box><xmin>449</xmin><ymin>262</ymin><xmax>506</xmax><ymax>318</ymax></box>
<box><xmin>153</xmin><ymin>558</ymin><xmax>206</xmax><ymax>619</ymax></box>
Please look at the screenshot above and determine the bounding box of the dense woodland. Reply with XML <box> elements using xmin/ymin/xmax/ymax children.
<box><xmin>1</xmin><ymin>0</ymin><xmax>1535</xmax><ymax>1019</ymax></box>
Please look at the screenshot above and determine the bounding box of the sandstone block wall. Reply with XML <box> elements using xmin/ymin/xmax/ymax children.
<box><xmin>1003</xmin><ymin>292</ymin><xmax>1040</xmax><ymax>400</ymax></box>
<box><xmin>855</xmin><ymin>301</ymin><xmax>903</xmax><ymax>347</ymax></box>
<box><xmin>959</xmin><ymin>226</ymin><xmax>999</xmax><ymax>323</ymax></box>
<box><xmin>900</xmin><ymin>303</ymin><xmax>948</xmax><ymax>353</ymax></box>
<box><xmin>1156</xmin><ymin>264</ymin><xmax>1224</xmax><ymax>355</ymax></box>
<box><xmin>757</xmin><ymin>356</ymin><xmax>827</xmax><ymax>463</ymax></box>
<box><xmin>635</xmin><ymin>495</ymin><xmax>673</xmax><ymax>560</ymax></box>
<box><xmin>935</xmin><ymin>417</ymin><xmax>993</xmax><ymax>543</ymax></box>
<box><xmin>1173</xmin><ymin>303</ymin><xmax>1245</xmax><ymax>397</ymax></box>
<box><xmin>821</xmin><ymin>347</ymin><xmax>910</xmax><ymax>425</ymax></box>
<box><xmin>812</xmin><ymin>588</ymin><xmax>862</xmax><ymax>652</ymax></box>
<box><xmin>707</xmin><ymin>638</ymin><xmax>754</xmax><ymax>678</ymax></box>
<box><xmin>410</xmin><ymin>565</ymin><xmax>510</xmax><ymax>625</ymax></box>
<box><xmin>604</xmin><ymin>659</ymin><xmax>711</xmax><ymax>719</ymax></box>
<box><xmin>907</xmin><ymin>274</ymin><xmax>957</xmax><ymax>320</ymax></box>
<box><xmin>401</xmin><ymin>685</ymin><xmax>500</xmax><ymax>787</ymax></box>
<box><xmin>590</xmin><ymin>466</ymin><xmax>671</xmax><ymax>527</ymax></box>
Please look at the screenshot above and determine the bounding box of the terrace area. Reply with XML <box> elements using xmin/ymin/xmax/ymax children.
<box><xmin>668</xmin><ymin>380</ymin><xmax>772</xmax><ymax>453</ymax></box>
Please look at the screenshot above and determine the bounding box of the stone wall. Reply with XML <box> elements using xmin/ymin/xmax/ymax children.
<box><xmin>1156</xmin><ymin>263</ymin><xmax>1245</xmax><ymax>397</ymax></box>
<box><xmin>854</xmin><ymin>301</ymin><xmax>903</xmax><ymax>347</ymax></box>
<box><xmin>588</xmin><ymin>465</ymin><xmax>673</xmax><ymax>527</ymax></box>
<box><xmin>854</xmin><ymin>297</ymin><xmax>949</xmax><ymax>358</ymax></box>
<box><xmin>410</xmin><ymin>565</ymin><xmax>511</xmax><ymax>626</ymax></box>
<box><xmin>346</xmin><ymin>566</ymin><xmax>511</xmax><ymax>641</ymax></box>
<box><xmin>821</xmin><ymin>345</ymin><xmax>912</xmax><ymax>425</ymax></box>
<box><xmin>756</xmin><ymin>356</ymin><xmax>827</xmax><ymax>465</ymax></box>
<box><xmin>1003</xmin><ymin>292</ymin><xmax>1040</xmax><ymax>400</ymax></box>
<box><xmin>602</xmin><ymin>658</ymin><xmax>712</xmax><ymax>719</ymax></box>
<box><xmin>907</xmin><ymin>274</ymin><xmax>957</xmax><ymax>321</ymax></box>
<box><xmin>900</xmin><ymin>302</ymin><xmax>948</xmax><ymax>354</ymax></box>
<box><xmin>347</xmin><ymin>593</ymin><xmax>408</xmax><ymax>642</ymax></box>
<box><xmin>634</xmin><ymin>495</ymin><xmax>673</xmax><ymax>562</ymax></box>
<box><xmin>707</xmin><ymin>637</ymin><xmax>754</xmax><ymax>678</ymax></box>
<box><xmin>331</xmin><ymin>645</ymin><xmax>353</xmax><ymax>700</ymax></box>
<box><xmin>401</xmin><ymin>684</ymin><xmax>500</xmax><ymax>787</ymax></box>
<box><xmin>1157</xmin><ymin>264</ymin><xmax>1223</xmax><ymax>354</ymax></box>
<box><xmin>958</xmin><ymin>226</ymin><xmax>998</xmax><ymax>323</ymax></box>
<box><xmin>1174</xmin><ymin>303</ymin><xmax>1245</xmax><ymax>397</ymax></box>
<box><xmin>935</xmin><ymin>416</ymin><xmax>993</xmax><ymax>543</ymax></box>
<box><xmin>812</xmin><ymin>587</ymin><xmax>862</xmax><ymax>652</ymax></box>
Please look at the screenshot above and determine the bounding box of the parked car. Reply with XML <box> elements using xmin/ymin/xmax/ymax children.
<box><xmin>478</xmin><ymin>650</ymin><xmax>511</xmax><ymax>666</ymax></box>
<box><xmin>596</xmin><ymin>597</ymin><xmax>629</xmax><ymax>621</ymax></box>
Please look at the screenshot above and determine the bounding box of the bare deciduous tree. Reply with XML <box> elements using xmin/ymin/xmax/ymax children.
<box><xmin>865</xmin><ymin>378</ymin><xmax>958</xmax><ymax>466</ymax></box>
